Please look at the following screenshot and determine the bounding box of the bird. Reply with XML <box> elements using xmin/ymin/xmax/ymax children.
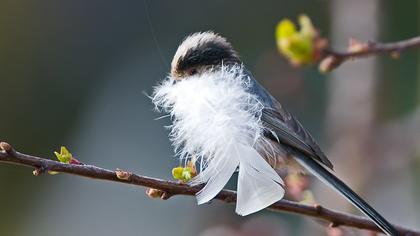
<box><xmin>152</xmin><ymin>31</ymin><xmax>398</xmax><ymax>236</ymax></box>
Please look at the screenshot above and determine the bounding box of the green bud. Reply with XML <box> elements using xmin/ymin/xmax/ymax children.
<box><xmin>54</xmin><ymin>146</ymin><xmax>73</xmax><ymax>164</ymax></box>
<box><xmin>275</xmin><ymin>15</ymin><xmax>317</xmax><ymax>66</ymax></box>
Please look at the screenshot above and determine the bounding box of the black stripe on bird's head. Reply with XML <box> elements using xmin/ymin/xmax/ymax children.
<box><xmin>171</xmin><ymin>31</ymin><xmax>241</xmax><ymax>80</ymax></box>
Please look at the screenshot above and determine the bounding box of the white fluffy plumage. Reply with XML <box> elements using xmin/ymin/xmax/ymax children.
<box><xmin>152</xmin><ymin>65</ymin><xmax>284</xmax><ymax>215</ymax></box>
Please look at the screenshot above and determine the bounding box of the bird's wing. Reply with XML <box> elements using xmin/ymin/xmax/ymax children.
<box><xmin>261</xmin><ymin>106</ymin><xmax>333</xmax><ymax>169</ymax></box>
<box><xmin>245</xmin><ymin>71</ymin><xmax>333</xmax><ymax>169</ymax></box>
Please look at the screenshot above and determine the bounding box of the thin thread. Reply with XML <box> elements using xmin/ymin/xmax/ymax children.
<box><xmin>143</xmin><ymin>0</ymin><xmax>169</xmax><ymax>70</ymax></box>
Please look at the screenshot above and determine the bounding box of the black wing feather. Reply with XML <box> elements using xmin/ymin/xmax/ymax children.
<box><xmin>261</xmin><ymin>107</ymin><xmax>333</xmax><ymax>169</ymax></box>
<box><xmin>245</xmin><ymin>70</ymin><xmax>333</xmax><ymax>169</ymax></box>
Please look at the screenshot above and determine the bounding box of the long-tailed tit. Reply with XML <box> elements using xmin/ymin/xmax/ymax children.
<box><xmin>152</xmin><ymin>32</ymin><xmax>398</xmax><ymax>236</ymax></box>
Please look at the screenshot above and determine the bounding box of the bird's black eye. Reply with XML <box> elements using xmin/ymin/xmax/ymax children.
<box><xmin>188</xmin><ymin>68</ymin><xmax>197</xmax><ymax>76</ymax></box>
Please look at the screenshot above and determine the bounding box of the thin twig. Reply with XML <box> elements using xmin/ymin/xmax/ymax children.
<box><xmin>0</xmin><ymin>142</ymin><xmax>417</xmax><ymax>235</ymax></box>
<box><xmin>319</xmin><ymin>36</ymin><xmax>420</xmax><ymax>72</ymax></box>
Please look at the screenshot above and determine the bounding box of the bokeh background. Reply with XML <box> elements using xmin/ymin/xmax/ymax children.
<box><xmin>0</xmin><ymin>0</ymin><xmax>419</xmax><ymax>235</ymax></box>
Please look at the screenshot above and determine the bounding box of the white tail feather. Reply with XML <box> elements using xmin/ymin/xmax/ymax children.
<box><xmin>194</xmin><ymin>147</ymin><xmax>240</xmax><ymax>204</ymax></box>
<box><xmin>236</xmin><ymin>144</ymin><xmax>284</xmax><ymax>215</ymax></box>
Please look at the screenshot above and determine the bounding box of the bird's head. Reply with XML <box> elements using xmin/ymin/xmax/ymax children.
<box><xmin>170</xmin><ymin>31</ymin><xmax>241</xmax><ymax>80</ymax></box>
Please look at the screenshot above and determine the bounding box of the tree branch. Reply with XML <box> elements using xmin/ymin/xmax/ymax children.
<box><xmin>319</xmin><ymin>36</ymin><xmax>420</xmax><ymax>72</ymax></box>
<box><xmin>0</xmin><ymin>141</ymin><xmax>417</xmax><ymax>235</ymax></box>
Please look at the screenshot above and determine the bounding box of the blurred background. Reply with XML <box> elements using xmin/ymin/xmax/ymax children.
<box><xmin>0</xmin><ymin>0</ymin><xmax>419</xmax><ymax>235</ymax></box>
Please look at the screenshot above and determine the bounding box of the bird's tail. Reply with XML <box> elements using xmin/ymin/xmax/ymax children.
<box><xmin>294</xmin><ymin>154</ymin><xmax>399</xmax><ymax>236</ymax></box>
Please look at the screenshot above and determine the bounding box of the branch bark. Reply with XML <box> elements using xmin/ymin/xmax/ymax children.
<box><xmin>0</xmin><ymin>142</ymin><xmax>417</xmax><ymax>235</ymax></box>
<box><xmin>319</xmin><ymin>36</ymin><xmax>420</xmax><ymax>72</ymax></box>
